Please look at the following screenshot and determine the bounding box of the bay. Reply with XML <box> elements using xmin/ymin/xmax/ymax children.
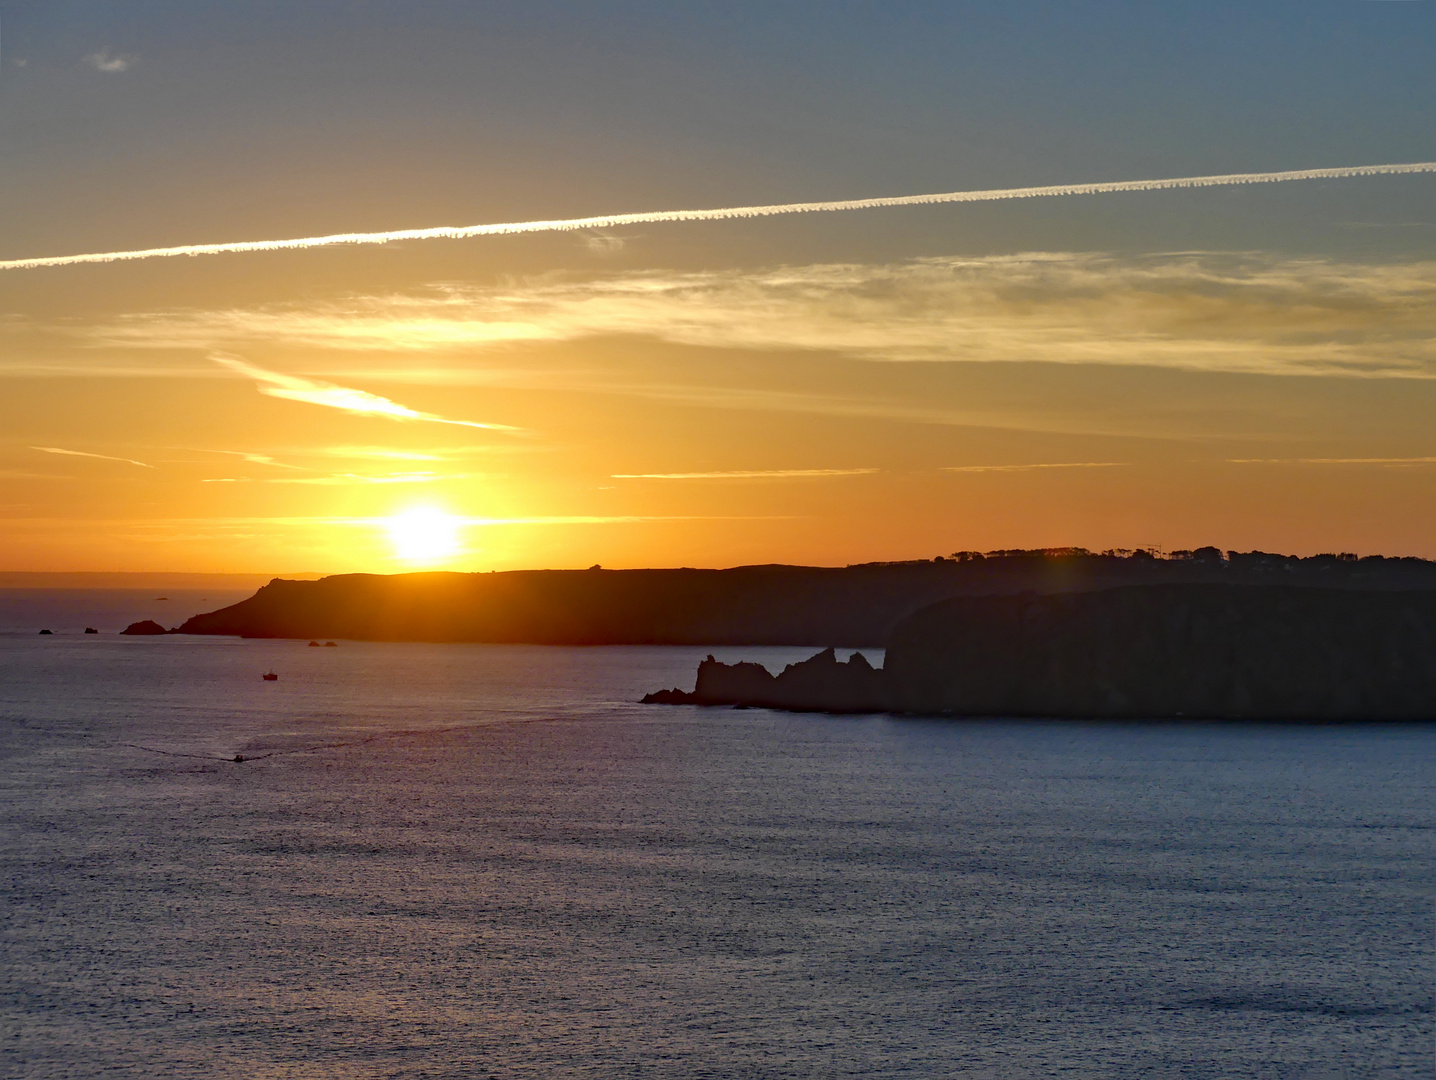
<box><xmin>1</xmin><ymin>634</ymin><xmax>1431</xmax><ymax>1078</ymax></box>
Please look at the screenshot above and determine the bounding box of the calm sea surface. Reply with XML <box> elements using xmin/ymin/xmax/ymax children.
<box><xmin>1</xmin><ymin>632</ymin><xmax>1431</xmax><ymax>1079</ymax></box>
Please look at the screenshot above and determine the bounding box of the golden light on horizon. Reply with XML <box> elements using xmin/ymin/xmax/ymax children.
<box><xmin>386</xmin><ymin>506</ymin><xmax>464</xmax><ymax>564</ymax></box>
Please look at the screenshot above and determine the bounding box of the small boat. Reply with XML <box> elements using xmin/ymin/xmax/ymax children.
<box><xmin>262</xmin><ymin>671</ymin><xmax>278</xmax><ymax>681</ymax></box>
<box><xmin>323</xmin><ymin>641</ymin><xmax>337</xmax><ymax>647</ymax></box>
<box><xmin>307</xmin><ymin>640</ymin><xmax>320</xmax><ymax>647</ymax></box>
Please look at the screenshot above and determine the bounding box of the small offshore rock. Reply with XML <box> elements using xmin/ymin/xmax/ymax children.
<box><xmin>120</xmin><ymin>620</ymin><xmax>168</xmax><ymax>636</ymax></box>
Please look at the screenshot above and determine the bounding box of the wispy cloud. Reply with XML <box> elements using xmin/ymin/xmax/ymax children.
<box><xmin>212</xmin><ymin>354</ymin><xmax>518</xmax><ymax>429</ymax></box>
<box><xmin>200</xmin><ymin>472</ymin><xmax>461</xmax><ymax>485</ymax></box>
<box><xmin>1227</xmin><ymin>456</ymin><xmax>1436</xmax><ymax>465</ymax></box>
<box><xmin>193</xmin><ymin>448</ymin><xmax>306</xmax><ymax>470</ymax></box>
<box><xmin>311</xmin><ymin>446</ymin><xmax>449</xmax><ymax>461</ymax></box>
<box><xmin>3</xmin><ymin>161</ymin><xmax>1432</xmax><ymax>270</ymax></box>
<box><xmin>95</xmin><ymin>252</ymin><xmax>1436</xmax><ymax>379</ymax></box>
<box><xmin>612</xmin><ymin>468</ymin><xmax>879</xmax><ymax>479</ymax></box>
<box><xmin>942</xmin><ymin>461</ymin><xmax>1127</xmax><ymax>473</ymax></box>
<box><xmin>83</xmin><ymin>48</ymin><xmax>135</xmax><ymax>73</ymax></box>
<box><xmin>32</xmin><ymin>446</ymin><xmax>152</xmax><ymax>468</ymax></box>
<box><xmin>584</xmin><ymin>232</ymin><xmax>628</xmax><ymax>255</ymax></box>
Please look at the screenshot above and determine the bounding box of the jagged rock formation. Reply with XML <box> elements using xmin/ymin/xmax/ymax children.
<box><xmin>175</xmin><ymin>551</ymin><xmax>1436</xmax><ymax>645</ymax></box>
<box><xmin>643</xmin><ymin>648</ymin><xmax>887</xmax><ymax>712</ymax></box>
<box><xmin>646</xmin><ymin>584</ymin><xmax>1436</xmax><ymax>720</ymax></box>
<box><xmin>120</xmin><ymin>620</ymin><xmax>169</xmax><ymax>635</ymax></box>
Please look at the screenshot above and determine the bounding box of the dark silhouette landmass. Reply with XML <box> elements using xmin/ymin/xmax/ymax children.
<box><xmin>120</xmin><ymin>619</ymin><xmax>169</xmax><ymax>636</ymax></box>
<box><xmin>175</xmin><ymin>549</ymin><xmax>1436</xmax><ymax>646</ymax></box>
<box><xmin>644</xmin><ymin>648</ymin><xmax>888</xmax><ymax>712</ymax></box>
<box><xmin>648</xmin><ymin>584</ymin><xmax>1436</xmax><ymax>720</ymax></box>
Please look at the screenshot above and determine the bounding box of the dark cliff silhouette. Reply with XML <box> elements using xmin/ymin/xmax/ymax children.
<box><xmin>649</xmin><ymin>584</ymin><xmax>1436</xmax><ymax>721</ymax></box>
<box><xmin>644</xmin><ymin>648</ymin><xmax>888</xmax><ymax>712</ymax></box>
<box><xmin>175</xmin><ymin>549</ymin><xmax>1436</xmax><ymax>646</ymax></box>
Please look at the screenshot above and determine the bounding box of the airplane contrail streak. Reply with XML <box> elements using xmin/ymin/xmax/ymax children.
<box><xmin>2</xmin><ymin>161</ymin><xmax>1433</xmax><ymax>271</ymax></box>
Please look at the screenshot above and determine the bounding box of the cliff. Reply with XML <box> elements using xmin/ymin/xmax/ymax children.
<box><xmin>175</xmin><ymin>551</ymin><xmax>1436</xmax><ymax>646</ymax></box>
<box><xmin>647</xmin><ymin>584</ymin><xmax>1436</xmax><ymax>720</ymax></box>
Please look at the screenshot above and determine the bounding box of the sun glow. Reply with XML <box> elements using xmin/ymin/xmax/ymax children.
<box><xmin>386</xmin><ymin>506</ymin><xmax>464</xmax><ymax>563</ymax></box>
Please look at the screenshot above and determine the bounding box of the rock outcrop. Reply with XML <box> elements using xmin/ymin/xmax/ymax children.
<box><xmin>645</xmin><ymin>584</ymin><xmax>1436</xmax><ymax>720</ymax></box>
<box><xmin>642</xmin><ymin>648</ymin><xmax>888</xmax><ymax>712</ymax></box>
<box><xmin>120</xmin><ymin>620</ymin><xmax>169</xmax><ymax>636</ymax></box>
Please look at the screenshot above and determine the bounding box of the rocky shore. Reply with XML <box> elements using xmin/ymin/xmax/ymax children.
<box><xmin>645</xmin><ymin>583</ymin><xmax>1436</xmax><ymax>720</ymax></box>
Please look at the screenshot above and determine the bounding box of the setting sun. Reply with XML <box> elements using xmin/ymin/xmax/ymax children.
<box><xmin>386</xmin><ymin>506</ymin><xmax>463</xmax><ymax>564</ymax></box>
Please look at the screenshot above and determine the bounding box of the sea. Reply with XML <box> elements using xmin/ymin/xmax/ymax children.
<box><xmin>1</xmin><ymin>593</ymin><xmax>1432</xmax><ymax>1078</ymax></box>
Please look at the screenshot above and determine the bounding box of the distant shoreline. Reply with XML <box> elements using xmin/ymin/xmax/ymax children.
<box><xmin>166</xmin><ymin>550</ymin><xmax>1436</xmax><ymax>646</ymax></box>
<box><xmin>0</xmin><ymin>571</ymin><xmax>328</xmax><ymax>591</ymax></box>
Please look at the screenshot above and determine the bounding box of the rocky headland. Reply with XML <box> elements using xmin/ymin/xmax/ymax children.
<box><xmin>175</xmin><ymin>549</ymin><xmax>1436</xmax><ymax>646</ymax></box>
<box><xmin>646</xmin><ymin>583</ymin><xmax>1436</xmax><ymax>721</ymax></box>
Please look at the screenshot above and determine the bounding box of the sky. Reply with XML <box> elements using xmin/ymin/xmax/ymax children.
<box><xmin>2</xmin><ymin>1</ymin><xmax>1434</xmax><ymax>573</ymax></box>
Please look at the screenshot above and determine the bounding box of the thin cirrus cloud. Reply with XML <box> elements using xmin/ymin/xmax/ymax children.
<box><xmin>32</xmin><ymin>446</ymin><xmax>153</xmax><ymax>468</ymax></box>
<box><xmin>93</xmin><ymin>252</ymin><xmax>1436</xmax><ymax>380</ymax></box>
<box><xmin>194</xmin><ymin>448</ymin><xmax>306</xmax><ymax>471</ymax></box>
<box><xmin>201</xmin><ymin>472</ymin><xmax>460</xmax><ymax>485</ymax></box>
<box><xmin>211</xmin><ymin>354</ymin><xmax>518</xmax><ymax>430</ymax></box>
<box><xmin>1227</xmin><ymin>456</ymin><xmax>1436</xmax><ymax>466</ymax></box>
<box><xmin>942</xmin><ymin>462</ymin><xmax>1127</xmax><ymax>473</ymax></box>
<box><xmin>612</xmin><ymin>468</ymin><xmax>879</xmax><ymax>479</ymax></box>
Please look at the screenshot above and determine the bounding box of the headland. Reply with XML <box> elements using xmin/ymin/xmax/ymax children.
<box><xmin>173</xmin><ymin>548</ymin><xmax>1436</xmax><ymax>646</ymax></box>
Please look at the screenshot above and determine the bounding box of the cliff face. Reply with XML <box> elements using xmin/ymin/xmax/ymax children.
<box><xmin>645</xmin><ymin>584</ymin><xmax>1436</xmax><ymax>720</ymax></box>
<box><xmin>885</xmin><ymin>584</ymin><xmax>1436</xmax><ymax>719</ymax></box>
<box><xmin>175</xmin><ymin>554</ymin><xmax>1436</xmax><ymax>646</ymax></box>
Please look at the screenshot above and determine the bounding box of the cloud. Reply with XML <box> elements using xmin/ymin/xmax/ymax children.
<box><xmin>84</xmin><ymin>48</ymin><xmax>135</xmax><ymax>73</ymax></box>
<box><xmin>1226</xmin><ymin>456</ymin><xmax>1436</xmax><ymax>466</ymax></box>
<box><xmin>611</xmin><ymin>468</ymin><xmax>878</xmax><ymax>479</ymax></box>
<box><xmin>584</xmin><ymin>233</ymin><xmax>628</xmax><ymax>255</ymax></box>
<box><xmin>211</xmin><ymin>354</ymin><xmax>518</xmax><ymax>429</ymax></box>
<box><xmin>98</xmin><ymin>252</ymin><xmax>1436</xmax><ymax>379</ymax></box>
<box><xmin>942</xmin><ymin>462</ymin><xmax>1127</xmax><ymax>473</ymax></box>
<box><xmin>200</xmin><ymin>472</ymin><xmax>460</xmax><ymax>485</ymax></box>
<box><xmin>32</xmin><ymin>446</ymin><xmax>152</xmax><ymax>467</ymax></box>
<box><xmin>195</xmin><ymin>448</ymin><xmax>306</xmax><ymax>470</ymax></box>
<box><xmin>2</xmin><ymin>161</ymin><xmax>1432</xmax><ymax>270</ymax></box>
<box><xmin>312</xmin><ymin>446</ymin><xmax>448</xmax><ymax>461</ymax></box>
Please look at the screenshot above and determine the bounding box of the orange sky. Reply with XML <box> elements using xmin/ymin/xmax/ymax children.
<box><xmin>3</xmin><ymin>6</ymin><xmax>1434</xmax><ymax>572</ymax></box>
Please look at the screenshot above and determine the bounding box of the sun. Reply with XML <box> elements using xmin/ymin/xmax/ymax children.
<box><xmin>386</xmin><ymin>506</ymin><xmax>463</xmax><ymax>564</ymax></box>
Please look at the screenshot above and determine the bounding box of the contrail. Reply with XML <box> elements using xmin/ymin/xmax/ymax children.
<box><xmin>3</xmin><ymin>161</ymin><xmax>1433</xmax><ymax>271</ymax></box>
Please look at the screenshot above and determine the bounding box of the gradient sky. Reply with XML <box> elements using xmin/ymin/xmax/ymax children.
<box><xmin>2</xmin><ymin>1</ymin><xmax>1434</xmax><ymax>572</ymax></box>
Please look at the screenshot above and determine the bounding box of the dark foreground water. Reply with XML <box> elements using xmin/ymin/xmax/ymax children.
<box><xmin>1</xmin><ymin>634</ymin><xmax>1431</xmax><ymax>1079</ymax></box>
